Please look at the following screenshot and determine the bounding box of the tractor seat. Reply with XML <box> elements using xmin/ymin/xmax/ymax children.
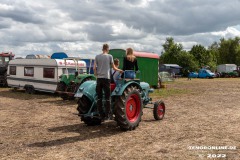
<box><xmin>110</xmin><ymin>83</ymin><xmax>116</xmax><ymax>92</ymax></box>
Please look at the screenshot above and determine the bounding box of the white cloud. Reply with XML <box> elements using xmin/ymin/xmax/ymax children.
<box><xmin>124</xmin><ymin>0</ymin><xmax>155</xmax><ymax>8</ymax></box>
<box><xmin>0</xmin><ymin>0</ymin><xmax>240</xmax><ymax>57</ymax></box>
<box><xmin>0</xmin><ymin>4</ymin><xmax>14</xmax><ymax>10</ymax></box>
<box><xmin>211</xmin><ymin>26</ymin><xmax>240</xmax><ymax>38</ymax></box>
<box><xmin>111</xmin><ymin>21</ymin><xmax>144</xmax><ymax>37</ymax></box>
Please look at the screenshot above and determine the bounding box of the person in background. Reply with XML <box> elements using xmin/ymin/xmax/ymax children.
<box><xmin>93</xmin><ymin>44</ymin><xmax>123</xmax><ymax>121</ymax></box>
<box><xmin>122</xmin><ymin>48</ymin><xmax>139</xmax><ymax>79</ymax></box>
<box><xmin>111</xmin><ymin>58</ymin><xmax>121</xmax><ymax>83</ymax></box>
<box><xmin>187</xmin><ymin>70</ymin><xmax>191</xmax><ymax>80</ymax></box>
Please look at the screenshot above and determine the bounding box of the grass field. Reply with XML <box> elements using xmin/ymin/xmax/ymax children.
<box><xmin>0</xmin><ymin>78</ymin><xmax>239</xmax><ymax>159</ymax></box>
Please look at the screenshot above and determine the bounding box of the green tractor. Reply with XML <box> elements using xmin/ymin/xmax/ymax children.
<box><xmin>56</xmin><ymin>58</ymin><xmax>96</xmax><ymax>100</ymax></box>
<box><xmin>75</xmin><ymin>71</ymin><xmax>165</xmax><ymax>131</ymax></box>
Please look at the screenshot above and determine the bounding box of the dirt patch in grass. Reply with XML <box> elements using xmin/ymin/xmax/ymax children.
<box><xmin>0</xmin><ymin>78</ymin><xmax>240</xmax><ymax>159</ymax></box>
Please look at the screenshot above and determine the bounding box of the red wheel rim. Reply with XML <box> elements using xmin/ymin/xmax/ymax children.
<box><xmin>157</xmin><ymin>103</ymin><xmax>165</xmax><ymax>118</ymax></box>
<box><xmin>126</xmin><ymin>94</ymin><xmax>141</xmax><ymax>122</ymax></box>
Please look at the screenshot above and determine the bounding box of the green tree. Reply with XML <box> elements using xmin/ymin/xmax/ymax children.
<box><xmin>189</xmin><ymin>44</ymin><xmax>217</xmax><ymax>70</ymax></box>
<box><xmin>160</xmin><ymin>37</ymin><xmax>199</xmax><ymax>75</ymax></box>
<box><xmin>208</xmin><ymin>41</ymin><xmax>219</xmax><ymax>65</ymax></box>
<box><xmin>218</xmin><ymin>37</ymin><xmax>240</xmax><ymax>65</ymax></box>
<box><xmin>178</xmin><ymin>51</ymin><xmax>199</xmax><ymax>75</ymax></box>
<box><xmin>160</xmin><ymin>37</ymin><xmax>183</xmax><ymax>64</ymax></box>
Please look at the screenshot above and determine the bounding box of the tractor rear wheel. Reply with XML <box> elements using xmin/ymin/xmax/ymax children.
<box><xmin>115</xmin><ymin>86</ymin><xmax>143</xmax><ymax>131</ymax></box>
<box><xmin>153</xmin><ymin>101</ymin><xmax>165</xmax><ymax>120</ymax></box>
<box><xmin>77</xmin><ymin>95</ymin><xmax>101</xmax><ymax>126</ymax></box>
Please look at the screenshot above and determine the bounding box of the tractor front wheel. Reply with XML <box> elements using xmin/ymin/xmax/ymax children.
<box><xmin>115</xmin><ymin>86</ymin><xmax>143</xmax><ymax>131</ymax></box>
<box><xmin>153</xmin><ymin>101</ymin><xmax>165</xmax><ymax>120</ymax></box>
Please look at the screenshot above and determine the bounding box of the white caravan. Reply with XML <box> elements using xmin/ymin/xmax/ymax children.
<box><xmin>7</xmin><ymin>58</ymin><xmax>86</xmax><ymax>93</ymax></box>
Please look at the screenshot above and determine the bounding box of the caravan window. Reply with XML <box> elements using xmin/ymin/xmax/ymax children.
<box><xmin>43</xmin><ymin>68</ymin><xmax>55</xmax><ymax>78</ymax></box>
<box><xmin>24</xmin><ymin>67</ymin><xmax>34</xmax><ymax>77</ymax></box>
<box><xmin>10</xmin><ymin>66</ymin><xmax>16</xmax><ymax>75</ymax></box>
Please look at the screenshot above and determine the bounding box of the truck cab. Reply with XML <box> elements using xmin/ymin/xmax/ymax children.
<box><xmin>0</xmin><ymin>52</ymin><xmax>14</xmax><ymax>86</ymax></box>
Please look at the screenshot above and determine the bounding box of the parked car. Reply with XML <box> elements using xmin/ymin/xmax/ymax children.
<box><xmin>198</xmin><ymin>69</ymin><xmax>215</xmax><ymax>78</ymax></box>
<box><xmin>188</xmin><ymin>72</ymin><xmax>198</xmax><ymax>78</ymax></box>
<box><xmin>188</xmin><ymin>69</ymin><xmax>215</xmax><ymax>79</ymax></box>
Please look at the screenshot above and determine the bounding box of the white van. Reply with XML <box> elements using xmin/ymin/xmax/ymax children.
<box><xmin>7</xmin><ymin>58</ymin><xmax>86</xmax><ymax>93</ymax></box>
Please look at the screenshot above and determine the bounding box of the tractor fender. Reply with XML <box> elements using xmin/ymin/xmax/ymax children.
<box><xmin>111</xmin><ymin>81</ymin><xmax>142</xmax><ymax>96</ymax></box>
<box><xmin>74</xmin><ymin>80</ymin><xmax>96</xmax><ymax>102</ymax></box>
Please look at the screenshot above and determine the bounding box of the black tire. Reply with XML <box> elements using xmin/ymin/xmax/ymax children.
<box><xmin>115</xmin><ymin>86</ymin><xmax>143</xmax><ymax>131</ymax></box>
<box><xmin>77</xmin><ymin>95</ymin><xmax>101</xmax><ymax>126</ymax></box>
<box><xmin>60</xmin><ymin>94</ymin><xmax>68</xmax><ymax>100</ymax></box>
<box><xmin>2</xmin><ymin>72</ymin><xmax>7</xmax><ymax>87</ymax></box>
<box><xmin>25</xmin><ymin>86</ymin><xmax>35</xmax><ymax>94</ymax></box>
<box><xmin>77</xmin><ymin>95</ymin><xmax>91</xmax><ymax>114</ymax></box>
<box><xmin>57</xmin><ymin>82</ymin><xmax>66</xmax><ymax>91</ymax></box>
<box><xmin>11</xmin><ymin>87</ymin><xmax>18</xmax><ymax>92</ymax></box>
<box><xmin>57</xmin><ymin>82</ymin><xmax>69</xmax><ymax>101</ymax></box>
<box><xmin>153</xmin><ymin>101</ymin><xmax>165</xmax><ymax>120</ymax></box>
<box><xmin>57</xmin><ymin>82</ymin><xmax>68</xmax><ymax>100</ymax></box>
<box><xmin>73</xmin><ymin>83</ymin><xmax>81</xmax><ymax>95</ymax></box>
<box><xmin>68</xmin><ymin>96</ymin><xmax>75</xmax><ymax>100</ymax></box>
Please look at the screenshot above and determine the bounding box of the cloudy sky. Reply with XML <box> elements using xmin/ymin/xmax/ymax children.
<box><xmin>0</xmin><ymin>0</ymin><xmax>240</xmax><ymax>57</ymax></box>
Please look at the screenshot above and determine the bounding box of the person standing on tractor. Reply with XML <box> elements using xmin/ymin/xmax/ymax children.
<box><xmin>94</xmin><ymin>44</ymin><xmax>123</xmax><ymax>121</ymax></box>
<box><xmin>122</xmin><ymin>48</ymin><xmax>139</xmax><ymax>79</ymax></box>
<box><xmin>111</xmin><ymin>58</ymin><xmax>121</xmax><ymax>83</ymax></box>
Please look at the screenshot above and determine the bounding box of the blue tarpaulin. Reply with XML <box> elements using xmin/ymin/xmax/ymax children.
<box><xmin>51</xmin><ymin>52</ymin><xmax>68</xmax><ymax>59</ymax></box>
